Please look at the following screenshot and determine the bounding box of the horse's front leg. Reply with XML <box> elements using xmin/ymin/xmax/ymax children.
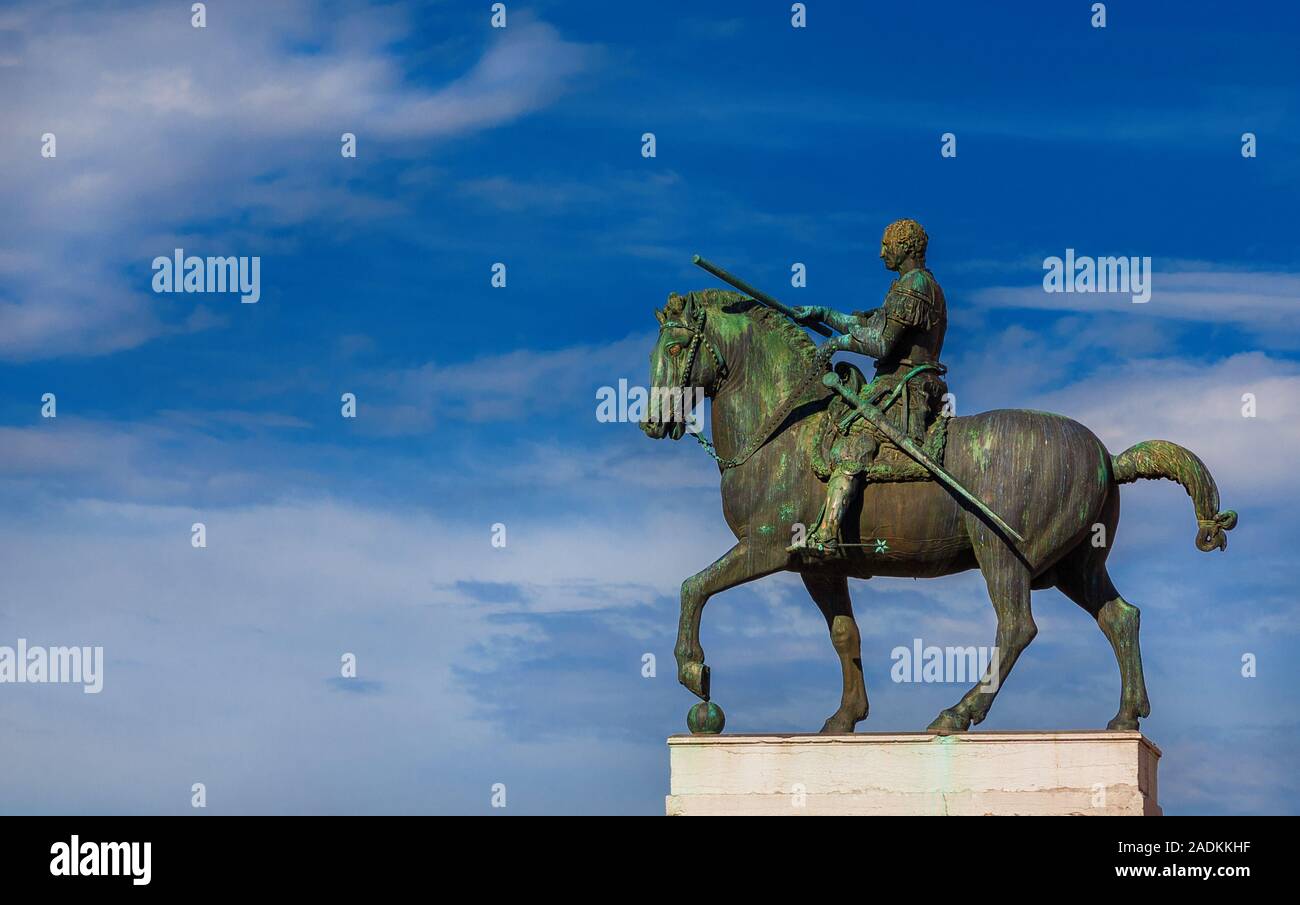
<box><xmin>676</xmin><ymin>539</ymin><xmax>786</xmax><ymax>700</ymax></box>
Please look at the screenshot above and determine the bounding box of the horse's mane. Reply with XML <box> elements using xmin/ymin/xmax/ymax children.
<box><xmin>662</xmin><ymin>288</ymin><xmax>819</xmax><ymax>365</ymax></box>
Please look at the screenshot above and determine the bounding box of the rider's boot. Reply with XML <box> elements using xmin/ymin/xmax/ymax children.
<box><xmin>799</xmin><ymin>469</ymin><xmax>861</xmax><ymax>557</ymax></box>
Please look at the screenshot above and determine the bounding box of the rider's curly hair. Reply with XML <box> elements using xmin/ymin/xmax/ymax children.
<box><xmin>882</xmin><ymin>218</ymin><xmax>928</xmax><ymax>262</ymax></box>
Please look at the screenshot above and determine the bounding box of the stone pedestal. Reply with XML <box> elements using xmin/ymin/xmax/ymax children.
<box><xmin>666</xmin><ymin>731</ymin><xmax>1161</xmax><ymax>816</ymax></box>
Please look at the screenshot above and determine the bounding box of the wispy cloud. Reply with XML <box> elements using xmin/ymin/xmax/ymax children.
<box><xmin>1025</xmin><ymin>351</ymin><xmax>1298</xmax><ymax>500</ymax></box>
<box><xmin>362</xmin><ymin>333</ymin><xmax>652</xmax><ymax>433</ymax></box>
<box><xmin>970</xmin><ymin>267</ymin><xmax>1300</xmax><ymax>340</ymax></box>
<box><xmin>0</xmin><ymin>1</ymin><xmax>599</xmax><ymax>360</ymax></box>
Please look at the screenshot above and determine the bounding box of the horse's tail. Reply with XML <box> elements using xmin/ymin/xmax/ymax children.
<box><xmin>1111</xmin><ymin>440</ymin><xmax>1238</xmax><ymax>552</ymax></box>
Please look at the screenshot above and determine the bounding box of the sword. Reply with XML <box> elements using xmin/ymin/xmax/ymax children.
<box><xmin>822</xmin><ymin>371</ymin><xmax>1026</xmax><ymax>545</ymax></box>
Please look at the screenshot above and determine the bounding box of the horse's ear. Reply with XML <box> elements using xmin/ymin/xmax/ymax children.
<box><xmin>682</xmin><ymin>292</ymin><xmax>699</xmax><ymax>322</ymax></box>
<box><xmin>655</xmin><ymin>308</ymin><xmax>667</xmax><ymax>326</ymax></box>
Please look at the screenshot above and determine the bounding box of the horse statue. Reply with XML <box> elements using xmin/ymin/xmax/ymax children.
<box><xmin>640</xmin><ymin>288</ymin><xmax>1236</xmax><ymax>735</ymax></box>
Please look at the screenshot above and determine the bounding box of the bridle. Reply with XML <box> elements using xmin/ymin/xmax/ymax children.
<box><xmin>658</xmin><ymin>304</ymin><xmax>832</xmax><ymax>470</ymax></box>
<box><xmin>661</xmin><ymin>305</ymin><xmax>728</xmax><ymax>398</ymax></box>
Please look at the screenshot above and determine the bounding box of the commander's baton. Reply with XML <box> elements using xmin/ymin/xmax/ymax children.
<box><xmin>822</xmin><ymin>372</ymin><xmax>1026</xmax><ymax>546</ymax></box>
<box><xmin>693</xmin><ymin>255</ymin><xmax>834</xmax><ymax>338</ymax></box>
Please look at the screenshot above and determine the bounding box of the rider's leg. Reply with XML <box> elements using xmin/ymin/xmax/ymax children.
<box><xmin>809</xmin><ymin>466</ymin><xmax>861</xmax><ymax>552</ymax></box>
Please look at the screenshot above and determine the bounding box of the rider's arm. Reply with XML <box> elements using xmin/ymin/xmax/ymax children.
<box><xmin>821</xmin><ymin>307</ymin><xmax>869</xmax><ymax>335</ymax></box>
<box><xmin>797</xmin><ymin>279</ymin><xmax>924</xmax><ymax>359</ymax></box>
<box><xmin>791</xmin><ymin>305</ymin><xmax>874</xmax><ymax>335</ymax></box>
<box><xmin>844</xmin><ymin>275</ymin><xmax>936</xmax><ymax>358</ymax></box>
<box><xmin>841</xmin><ymin>308</ymin><xmax>908</xmax><ymax>359</ymax></box>
<box><xmin>795</xmin><ymin>305</ymin><xmax>906</xmax><ymax>358</ymax></box>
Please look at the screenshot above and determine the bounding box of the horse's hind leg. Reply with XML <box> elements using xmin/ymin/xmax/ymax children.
<box><xmin>1056</xmin><ymin>558</ymin><xmax>1151</xmax><ymax>731</ymax></box>
<box><xmin>929</xmin><ymin>546</ymin><xmax>1036</xmax><ymax>732</ymax></box>
<box><xmin>1052</xmin><ymin>488</ymin><xmax>1151</xmax><ymax>730</ymax></box>
<box><xmin>802</xmin><ymin>573</ymin><xmax>868</xmax><ymax>734</ymax></box>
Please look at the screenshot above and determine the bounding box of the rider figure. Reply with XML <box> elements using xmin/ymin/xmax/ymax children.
<box><xmin>790</xmin><ymin>218</ymin><xmax>949</xmax><ymax>556</ymax></box>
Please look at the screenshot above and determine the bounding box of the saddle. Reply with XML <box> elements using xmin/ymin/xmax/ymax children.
<box><xmin>811</xmin><ymin>361</ymin><xmax>951</xmax><ymax>482</ymax></box>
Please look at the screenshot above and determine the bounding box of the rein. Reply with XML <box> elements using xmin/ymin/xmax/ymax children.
<box><xmin>663</xmin><ymin>309</ymin><xmax>832</xmax><ymax>470</ymax></box>
<box><xmin>662</xmin><ymin>307</ymin><xmax>727</xmax><ymax>401</ymax></box>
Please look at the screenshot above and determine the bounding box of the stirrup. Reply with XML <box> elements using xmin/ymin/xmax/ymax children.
<box><xmin>792</xmin><ymin>535</ymin><xmax>844</xmax><ymax>558</ymax></box>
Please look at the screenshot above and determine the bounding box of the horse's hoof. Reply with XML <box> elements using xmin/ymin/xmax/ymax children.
<box><xmin>687</xmin><ymin>701</ymin><xmax>725</xmax><ymax>734</ymax></box>
<box><xmin>1107</xmin><ymin>715</ymin><xmax>1140</xmax><ymax>731</ymax></box>
<box><xmin>818</xmin><ymin>716</ymin><xmax>857</xmax><ymax>735</ymax></box>
<box><xmin>927</xmin><ymin>708</ymin><xmax>971</xmax><ymax>733</ymax></box>
<box><xmin>678</xmin><ymin>661</ymin><xmax>710</xmax><ymax>700</ymax></box>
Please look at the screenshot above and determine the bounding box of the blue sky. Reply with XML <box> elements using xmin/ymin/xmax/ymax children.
<box><xmin>0</xmin><ymin>0</ymin><xmax>1297</xmax><ymax>815</ymax></box>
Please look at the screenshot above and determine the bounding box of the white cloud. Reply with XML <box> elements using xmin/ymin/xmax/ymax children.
<box><xmin>970</xmin><ymin>267</ymin><xmax>1300</xmax><ymax>338</ymax></box>
<box><xmin>0</xmin><ymin>1</ymin><xmax>598</xmax><ymax>360</ymax></box>
<box><xmin>0</xmin><ymin>485</ymin><xmax>729</xmax><ymax>812</ymax></box>
<box><xmin>1024</xmin><ymin>351</ymin><xmax>1299</xmax><ymax>500</ymax></box>
<box><xmin>1</xmin><ymin>361</ymin><xmax>1294</xmax><ymax>810</ymax></box>
<box><xmin>365</xmin><ymin>333</ymin><xmax>653</xmax><ymax>432</ymax></box>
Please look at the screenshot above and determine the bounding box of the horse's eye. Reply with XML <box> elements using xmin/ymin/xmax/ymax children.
<box><xmin>667</xmin><ymin>345</ymin><xmax>681</xmax><ymax>357</ymax></box>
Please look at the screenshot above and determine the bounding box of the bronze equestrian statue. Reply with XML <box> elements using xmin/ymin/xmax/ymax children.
<box><xmin>641</xmin><ymin>220</ymin><xmax>1236</xmax><ymax>735</ymax></box>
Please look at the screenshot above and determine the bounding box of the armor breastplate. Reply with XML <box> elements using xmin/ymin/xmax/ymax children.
<box><xmin>875</xmin><ymin>269</ymin><xmax>947</xmax><ymax>378</ymax></box>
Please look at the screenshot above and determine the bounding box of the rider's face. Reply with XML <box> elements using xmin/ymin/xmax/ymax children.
<box><xmin>880</xmin><ymin>240</ymin><xmax>905</xmax><ymax>271</ymax></box>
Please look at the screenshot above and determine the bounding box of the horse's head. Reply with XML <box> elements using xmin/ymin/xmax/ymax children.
<box><xmin>640</xmin><ymin>291</ymin><xmax>730</xmax><ymax>441</ymax></box>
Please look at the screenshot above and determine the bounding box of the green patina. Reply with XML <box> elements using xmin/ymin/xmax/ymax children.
<box><xmin>928</xmin><ymin>734</ymin><xmax>958</xmax><ymax>809</ymax></box>
<box><xmin>686</xmin><ymin>700</ymin><xmax>725</xmax><ymax>734</ymax></box>
<box><xmin>771</xmin><ymin>453</ymin><xmax>791</xmax><ymax>493</ymax></box>
<box><xmin>967</xmin><ymin>430</ymin><xmax>992</xmax><ymax>472</ymax></box>
<box><xmin>648</xmin><ymin>231</ymin><xmax>1236</xmax><ymax>737</ymax></box>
